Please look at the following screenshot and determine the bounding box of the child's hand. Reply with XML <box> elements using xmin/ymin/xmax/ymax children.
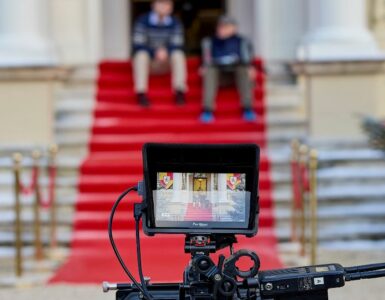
<box><xmin>155</xmin><ymin>47</ymin><xmax>168</xmax><ymax>62</ymax></box>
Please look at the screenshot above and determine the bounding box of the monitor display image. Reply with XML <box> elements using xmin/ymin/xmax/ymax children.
<box><xmin>153</xmin><ymin>172</ymin><xmax>250</xmax><ymax>229</ymax></box>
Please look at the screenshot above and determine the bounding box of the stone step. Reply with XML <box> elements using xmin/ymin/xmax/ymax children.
<box><xmin>318</xmin><ymin>184</ymin><xmax>385</xmax><ymax>202</ymax></box>
<box><xmin>0</xmin><ymin>227</ymin><xmax>72</xmax><ymax>247</ymax></box>
<box><xmin>56</xmin><ymin>86</ymin><xmax>95</xmax><ymax>101</ymax></box>
<box><xmin>268</xmin><ymin>147</ymin><xmax>385</xmax><ymax>172</ymax></box>
<box><xmin>319</xmin><ymin>239</ymin><xmax>385</xmax><ymax>250</ymax></box>
<box><xmin>0</xmin><ymin>156</ymin><xmax>82</xmax><ymax>172</ymax></box>
<box><xmin>308</xmin><ymin>137</ymin><xmax>369</xmax><ymax>149</ymax></box>
<box><xmin>0</xmin><ymin>174</ymin><xmax>78</xmax><ymax>191</ymax></box>
<box><xmin>318</xmin><ymin>223</ymin><xmax>385</xmax><ymax>241</ymax></box>
<box><xmin>56</xmin><ymin>131</ymin><xmax>306</xmax><ymax>155</ymax></box>
<box><xmin>0</xmin><ymin>245</ymin><xmax>69</xmax><ymax>259</ymax></box>
<box><xmin>275</xmin><ymin>177</ymin><xmax>385</xmax><ymax>201</ymax></box>
<box><xmin>317</xmin><ymin>166</ymin><xmax>385</xmax><ymax>187</ymax></box>
<box><xmin>55</xmin><ymin>96</ymin><xmax>302</xmax><ymax>116</ymax></box>
<box><xmin>56</xmin><ymin>83</ymin><xmax>302</xmax><ymax>101</ymax></box>
<box><xmin>0</xmin><ymin>192</ymin><xmax>76</xmax><ymax>209</ymax></box>
<box><xmin>0</xmin><ymin>209</ymin><xmax>73</xmax><ymax>233</ymax></box>
<box><xmin>318</xmin><ymin>148</ymin><xmax>385</xmax><ymax>165</ymax></box>
<box><xmin>54</xmin><ymin>116</ymin><xmax>307</xmax><ymax>142</ymax></box>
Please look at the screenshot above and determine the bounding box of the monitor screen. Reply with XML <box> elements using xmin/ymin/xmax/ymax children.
<box><xmin>153</xmin><ymin>172</ymin><xmax>250</xmax><ymax>229</ymax></box>
<box><xmin>142</xmin><ymin>143</ymin><xmax>260</xmax><ymax>236</ymax></box>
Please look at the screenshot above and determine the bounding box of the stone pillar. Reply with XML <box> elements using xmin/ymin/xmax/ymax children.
<box><xmin>0</xmin><ymin>0</ymin><xmax>56</xmax><ymax>66</ymax></box>
<box><xmin>218</xmin><ymin>174</ymin><xmax>227</xmax><ymax>203</ymax></box>
<box><xmin>251</xmin><ymin>0</ymin><xmax>307</xmax><ymax>80</ymax></box>
<box><xmin>102</xmin><ymin>0</ymin><xmax>130</xmax><ymax>59</ymax></box>
<box><xmin>0</xmin><ymin>68</ymin><xmax>69</xmax><ymax>145</ymax></box>
<box><xmin>298</xmin><ymin>0</ymin><xmax>383</xmax><ymax>61</ymax></box>
<box><xmin>292</xmin><ymin>61</ymin><xmax>385</xmax><ymax>139</ymax></box>
<box><xmin>172</xmin><ymin>172</ymin><xmax>182</xmax><ymax>203</ymax></box>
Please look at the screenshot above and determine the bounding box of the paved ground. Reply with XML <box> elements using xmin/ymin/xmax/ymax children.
<box><xmin>0</xmin><ymin>249</ymin><xmax>384</xmax><ymax>300</ymax></box>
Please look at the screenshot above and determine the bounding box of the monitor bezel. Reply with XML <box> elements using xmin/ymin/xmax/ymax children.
<box><xmin>142</xmin><ymin>143</ymin><xmax>260</xmax><ymax>237</ymax></box>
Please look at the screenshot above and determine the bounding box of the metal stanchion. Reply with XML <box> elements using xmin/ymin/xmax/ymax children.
<box><xmin>48</xmin><ymin>144</ymin><xmax>58</xmax><ymax>250</ymax></box>
<box><xmin>290</xmin><ymin>139</ymin><xmax>300</xmax><ymax>242</ymax></box>
<box><xmin>32</xmin><ymin>150</ymin><xmax>44</xmax><ymax>261</ymax></box>
<box><xmin>309</xmin><ymin>149</ymin><xmax>319</xmax><ymax>265</ymax></box>
<box><xmin>299</xmin><ymin>144</ymin><xmax>309</xmax><ymax>257</ymax></box>
<box><xmin>13</xmin><ymin>153</ymin><xmax>23</xmax><ymax>277</ymax></box>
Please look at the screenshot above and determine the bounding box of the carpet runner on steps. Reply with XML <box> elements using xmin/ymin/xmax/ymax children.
<box><xmin>49</xmin><ymin>57</ymin><xmax>283</xmax><ymax>284</ymax></box>
<box><xmin>184</xmin><ymin>204</ymin><xmax>213</xmax><ymax>221</ymax></box>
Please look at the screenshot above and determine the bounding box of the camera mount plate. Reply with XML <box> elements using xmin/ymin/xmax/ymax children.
<box><xmin>184</xmin><ymin>234</ymin><xmax>237</xmax><ymax>256</ymax></box>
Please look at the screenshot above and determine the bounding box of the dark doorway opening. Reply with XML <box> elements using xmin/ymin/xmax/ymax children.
<box><xmin>131</xmin><ymin>0</ymin><xmax>226</xmax><ymax>55</ymax></box>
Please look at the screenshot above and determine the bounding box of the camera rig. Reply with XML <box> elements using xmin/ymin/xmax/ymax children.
<box><xmin>104</xmin><ymin>232</ymin><xmax>385</xmax><ymax>300</ymax></box>
<box><xmin>103</xmin><ymin>144</ymin><xmax>385</xmax><ymax>300</ymax></box>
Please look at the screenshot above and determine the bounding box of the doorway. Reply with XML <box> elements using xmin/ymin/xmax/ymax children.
<box><xmin>131</xmin><ymin>0</ymin><xmax>226</xmax><ymax>55</ymax></box>
<box><xmin>193</xmin><ymin>177</ymin><xmax>208</xmax><ymax>192</ymax></box>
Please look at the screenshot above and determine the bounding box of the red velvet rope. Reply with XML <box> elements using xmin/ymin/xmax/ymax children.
<box><xmin>40</xmin><ymin>165</ymin><xmax>56</xmax><ymax>208</ymax></box>
<box><xmin>291</xmin><ymin>161</ymin><xmax>311</xmax><ymax>209</ymax></box>
<box><xmin>300</xmin><ymin>164</ymin><xmax>310</xmax><ymax>193</ymax></box>
<box><xmin>20</xmin><ymin>166</ymin><xmax>38</xmax><ymax>195</ymax></box>
<box><xmin>290</xmin><ymin>161</ymin><xmax>301</xmax><ymax>209</ymax></box>
<box><xmin>19</xmin><ymin>164</ymin><xmax>56</xmax><ymax>208</ymax></box>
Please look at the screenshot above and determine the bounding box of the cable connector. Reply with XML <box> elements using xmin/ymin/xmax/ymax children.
<box><xmin>137</xmin><ymin>181</ymin><xmax>145</xmax><ymax>196</ymax></box>
<box><xmin>134</xmin><ymin>203</ymin><xmax>144</xmax><ymax>221</ymax></box>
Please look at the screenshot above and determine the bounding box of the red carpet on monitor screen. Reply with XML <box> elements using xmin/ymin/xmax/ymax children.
<box><xmin>49</xmin><ymin>57</ymin><xmax>283</xmax><ymax>284</ymax></box>
<box><xmin>184</xmin><ymin>203</ymin><xmax>213</xmax><ymax>221</ymax></box>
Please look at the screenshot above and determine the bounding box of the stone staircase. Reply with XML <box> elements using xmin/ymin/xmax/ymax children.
<box><xmin>1</xmin><ymin>71</ymin><xmax>385</xmax><ymax>271</ymax></box>
<box><xmin>270</xmin><ymin>139</ymin><xmax>385</xmax><ymax>250</ymax></box>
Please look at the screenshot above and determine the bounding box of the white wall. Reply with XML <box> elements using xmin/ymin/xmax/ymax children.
<box><xmin>227</xmin><ymin>0</ymin><xmax>307</xmax><ymax>75</ymax></box>
<box><xmin>51</xmin><ymin>0</ymin><xmax>103</xmax><ymax>65</ymax></box>
<box><xmin>102</xmin><ymin>0</ymin><xmax>130</xmax><ymax>60</ymax></box>
<box><xmin>254</xmin><ymin>0</ymin><xmax>307</xmax><ymax>62</ymax></box>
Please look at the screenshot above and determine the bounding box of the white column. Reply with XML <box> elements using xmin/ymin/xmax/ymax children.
<box><xmin>0</xmin><ymin>0</ymin><xmax>56</xmax><ymax>66</ymax></box>
<box><xmin>298</xmin><ymin>0</ymin><xmax>384</xmax><ymax>61</ymax></box>
<box><xmin>254</xmin><ymin>0</ymin><xmax>307</xmax><ymax>61</ymax></box>
<box><xmin>172</xmin><ymin>173</ymin><xmax>182</xmax><ymax>203</ymax></box>
<box><xmin>102</xmin><ymin>0</ymin><xmax>130</xmax><ymax>59</ymax></box>
<box><xmin>218</xmin><ymin>174</ymin><xmax>227</xmax><ymax>203</ymax></box>
<box><xmin>173</xmin><ymin>173</ymin><xmax>182</xmax><ymax>190</ymax></box>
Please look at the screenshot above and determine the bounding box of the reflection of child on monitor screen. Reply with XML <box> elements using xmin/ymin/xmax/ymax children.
<box><xmin>155</xmin><ymin>172</ymin><xmax>248</xmax><ymax>224</ymax></box>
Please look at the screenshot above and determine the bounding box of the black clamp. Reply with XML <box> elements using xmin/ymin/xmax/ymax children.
<box><xmin>223</xmin><ymin>249</ymin><xmax>261</xmax><ymax>279</ymax></box>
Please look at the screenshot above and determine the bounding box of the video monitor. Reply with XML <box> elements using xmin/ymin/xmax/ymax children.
<box><xmin>142</xmin><ymin>144</ymin><xmax>260</xmax><ymax>236</ymax></box>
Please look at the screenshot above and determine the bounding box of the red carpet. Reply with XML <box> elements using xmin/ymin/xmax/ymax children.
<box><xmin>184</xmin><ymin>203</ymin><xmax>213</xmax><ymax>221</ymax></box>
<box><xmin>49</xmin><ymin>57</ymin><xmax>283</xmax><ymax>284</ymax></box>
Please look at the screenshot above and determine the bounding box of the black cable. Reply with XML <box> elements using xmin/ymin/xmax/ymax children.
<box><xmin>135</xmin><ymin>212</ymin><xmax>151</xmax><ymax>297</ymax></box>
<box><xmin>345</xmin><ymin>262</ymin><xmax>385</xmax><ymax>273</ymax></box>
<box><xmin>345</xmin><ymin>269</ymin><xmax>385</xmax><ymax>281</ymax></box>
<box><xmin>108</xmin><ymin>186</ymin><xmax>153</xmax><ymax>300</ymax></box>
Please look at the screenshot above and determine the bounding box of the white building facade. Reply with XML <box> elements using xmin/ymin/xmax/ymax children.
<box><xmin>1</xmin><ymin>0</ymin><xmax>385</xmax><ymax>143</ymax></box>
<box><xmin>0</xmin><ymin>0</ymin><xmax>383</xmax><ymax>68</ymax></box>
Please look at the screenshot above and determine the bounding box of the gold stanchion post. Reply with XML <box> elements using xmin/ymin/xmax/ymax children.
<box><xmin>13</xmin><ymin>153</ymin><xmax>23</xmax><ymax>277</ymax></box>
<box><xmin>290</xmin><ymin>139</ymin><xmax>300</xmax><ymax>242</ymax></box>
<box><xmin>48</xmin><ymin>144</ymin><xmax>58</xmax><ymax>250</ymax></box>
<box><xmin>299</xmin><ymin>144</ymin><xmax>309</xmax><ymax>257</ymax></box>
<box><xmin>32</xmin><ymin>150</ymin><xmax>44</xmax><ymax>261</ymax></box>
<box><xmin>309</xmin><ymin>149</ymin><xmax>319</xmax><ymax>265</ymax></box>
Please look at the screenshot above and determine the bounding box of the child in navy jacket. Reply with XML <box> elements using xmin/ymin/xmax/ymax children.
<box><xmin>133</xmin><ymin>0</ymin><xmax>187</xmax><ymax>106</ymax></box>
<box><xmin>200</xmin><ymin>16</ymin><xmax>257</xmax><ymax>122</ymax></box>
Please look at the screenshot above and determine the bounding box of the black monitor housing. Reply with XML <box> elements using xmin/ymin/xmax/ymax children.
<box><xmin>141</xmin><ymin>143</ymin><xmax>260</xmax><ymax>237</ymax></box>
